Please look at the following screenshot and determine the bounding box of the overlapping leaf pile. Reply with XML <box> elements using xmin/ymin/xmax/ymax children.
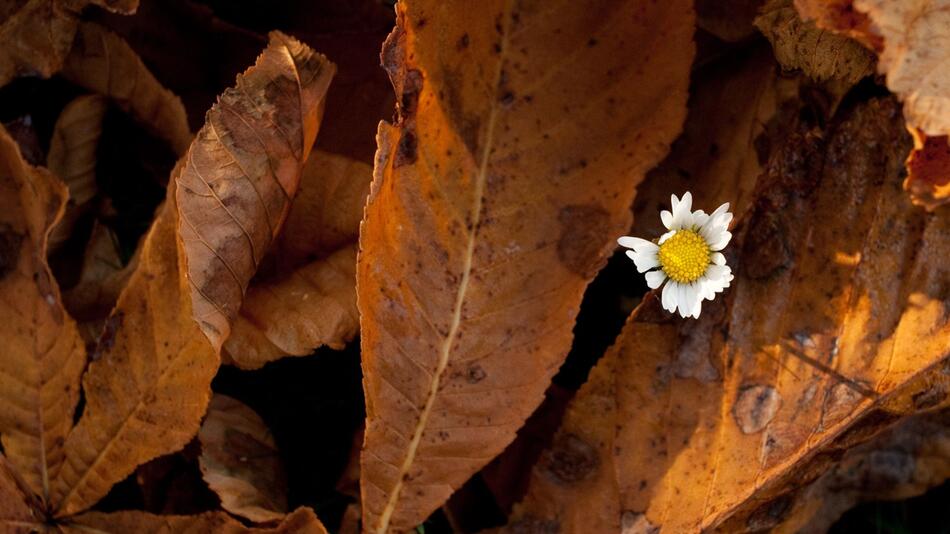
<box><xmin>0</xmin><ymin>0</ymin><xmax>948</xmax><ymax>533</ymax></box>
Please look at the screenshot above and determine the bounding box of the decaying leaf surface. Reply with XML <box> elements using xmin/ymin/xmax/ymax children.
<box><xmin>0</xmin><ymin>456</ymin><xmax>37</xmax><ymax>530</ymax></box>
<box><xmin>756</xmin><ymin>0</ymin><xmax>874</xmax><ymax>83</ymax></box>
<box><xmin>357</xmin><ymin>0</ymin><xmax>694</xmax><ymax>530</ymax></box>
<box><xmin>49</xmin><ymin>179</ymin><xmax>219</xmax><ymax>517</ymax></box>
<box><xmin>61</xmin><ymin>23</ymin><xmax>193</xmax><ymax>156</ymax></box>
<box><xmin>176</xmin><ymin>31</ymin><xmax>335</xmax><ymax>352</ymax></box>
<box><xmin>696</xmin><ymin>0</ymin><xmax>765</xmax><ymax>42</ymax></box>
<box><xmin>224</xmin><ymin>151</ymin><xmax>369</xmax><ymax>368</ymax></box>
<box><xmin>0</xmin><ymin>0</ymin><xmax>83</xmax><ymax>87</ymax></box>
<box><xmin>906</xmin><ymin>129</ymin><xmax>950</xmax><ymax>211</ymax></box>
<box><xmin>773</xmin><ymin>406</ymin><xmax>950</xmax><ymax>533</ymax></box>
<box><xmin>62</xmin><ymin>221</ymin><xmax>134</xmax><ymax>328</ymax></box>
<box><xmin>198</xmin><ymin>394</ymin><xmax>287</xmax><ymax>523</ymax></box>
<box><xmin>67</xmin><ymin>505</ymin><xmax>327</xmax><ymax>534</ymax></box>
<box><xmin>0</xmin><ymin>126</ymin><xmax>86</xmax><ymax>501</ymax></box>
<box><xmin>509</xmin><ymin>97</ymin><xmax>949</xmax><ymax>533</ymax></box>
<box><xmin>632</xmin><ymin>45</ymin><xmax>795</xmax><ymax>239</ymax></box>
<box><xmin>47</xmin><ymin>94</ymin><xmax>108</xmax><ymax>251</ymax></box>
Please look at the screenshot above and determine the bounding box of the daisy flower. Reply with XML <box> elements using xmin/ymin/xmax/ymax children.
<box><xmin>618</xmin><ymin>192</ymin><xmax>735</xmax><ymax>319</ymax></box>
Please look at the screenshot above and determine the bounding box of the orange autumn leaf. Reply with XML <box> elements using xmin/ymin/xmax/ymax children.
<box><xmin>509</xmin><ymin>97</ymin><xmax>949</xmax><ymax>533</ymax></box>
<box><xmin>905</xmin><ymin>129</ymin><xmax>950</xmax><ymax>211</ymax></box>
<box><xmin>0</xmin><ymin>125</ymin><xmax>86</xmax><ymax>502</ymax></box>
<box><xmin>65</xmin><ymin>506</ymin><xmax>327</xmax><ymax>534</ymax></box>
<box><xmin>224</xmin><ymin>150</ymin><xmax>369</xmax><ymax>369</ymax></box>
<box><xmin>198</xmin><ymin>394</ymin><xmax>287</xmax><ymax>523</ymax></box>
<box><xmin>61</xmin><ymin>23</ymin><xmax>192</xmax><ymax>156</ymax></box>
<box><xmin>357</xmin><ymin>0</ymin><xmax>695</xmax><ymax>530</ymax></box>
<box><xmin>176</xmin><ymin>31</ymin><xmax>335</xmax><ymax>352</ymax></box>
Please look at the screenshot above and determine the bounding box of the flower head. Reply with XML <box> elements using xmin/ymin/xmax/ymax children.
<box><xmin>618</xmin><ymin>192</ymin><xmax>734</xmax><ymax>319</ymax></box>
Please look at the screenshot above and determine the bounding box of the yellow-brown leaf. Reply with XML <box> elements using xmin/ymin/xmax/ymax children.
<box><xmin>0</xmin><ymin>455</ymin><xmax>41</xmax><ymax>531</ymax></box>
<box><xmin>66</xmin><ymin>506</ymin><xmax>327</xmax><ymax>534</ymax></box>
<box><xmin>198</xmin><ymin>394</ymin><xmax>287</xmax><ymax>523</ymax></box>
<box><xmin>0</xmin><ymin>0</ymin><xmax>82</xmax><ymax>87</ymax></box>
<box><xmin>50</xmin><ymin>178</ymin><xmax>218</xmax><ymax>517</ymax></box>
<box><xmin>510</xmin><ymin>97</ymin><xmax>950</xmax><ymax>532</ymax></box>
<box><xmin>0</xmin><ymin>125</ymin><xmax>86</xmax><ymax>502</ymax></box>
<box><xmin>905</xmin><ymin>129</ymin><xmax>950</xmax><ymax>211</ymax></box>
<box><xmin>357</xmin><ymin>1</ymin><xmax>694</xmax><ymax>530</ymax></box>
<box><xmin>47</xmin><ymin>94</ymin><xmax>108</xmax><ymax>251</ymax></box>
<box><xmin>61</xmin><ymin>23</ymin><xmax>193</xmax><ymax>156</ymax></box>
<box><xmin>176</xmin><ymin>31</ymin><xmax>335</xmax><ymax>352</ymax></box>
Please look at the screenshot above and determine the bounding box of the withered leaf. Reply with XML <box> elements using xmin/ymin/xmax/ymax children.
<box><xmin>176</xmin><ymin>31</ymin><xmax>335</xmax><ymax>352</ymax></box>
<box><xmin>61</xmin><ymin>23</ymin><xmax>193</xmax><ymax>156</ymax></box>
<box><xmin>223</xmin><ymin>151</ymin><xmax>369</xmax><ymax>369</ymax></box>
<box><xmin>0</xmin><ymin>455</ymin><xmax>38</xmax><ymax>530</ymax></box>
<box><xmin>773</xmin><ymin>406</ymin><xmax>950</xmax><ymax>533</ymax></box>
<box><xmin>0</xmin><ymin>0</ymin><xmax>83</xmax><ymax>87</ymax></box>
<box><xmin>47</xmin><ymin>94</ymin><xmax>108</xmax><ymax>251</ymax></box>
<box><xmin>66</xmin><ymin>505</ymin><xmax>327</xmax><ymax>534</ymax></box>
<box><xmin>0</xmin><ymin>125</ymin><xmax>86</xmax><ymax>502</ymax></box>
<box><xmin>696</xmin><ymin>0</ymin><xmax>765</xmax><ymax>42</ymax></box>
<box><xmin>906</xmin><ymin>129</ymin><xmax>950</xmax><ymax>211</ymax></box>
<box><xmin>49</xmin><ymin>177</ymin><xmax>219</xmax><ymax>517</ymax></box>
<box><xmin>756</xmin><ymin>0</ymin><xmax>875</xmax><ymax>83</ymax></box>
<box><xmin>632</xmin><ymin>45</ymin><xmax>797</xmax><ymax>240</ymax></box>
<box><xmin>358</xmin><ymin>0</ymin><xmax>694</xmax><ymax>530</ymax></box>
<box><xmin>199</xmin><ymin>394</ymin><xmax>287</xmax><ymax>523</ymax></box>
<box><xmin>509</xmin><ymin>97</ymin><xmax>950</xmax><ymax>532</ymax></box>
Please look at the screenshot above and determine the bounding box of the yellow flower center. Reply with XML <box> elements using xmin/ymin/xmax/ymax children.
<box><xmin>658</xmin><ymin>229</ymin><xmax>710</xmax><ymax>284</ymax></box>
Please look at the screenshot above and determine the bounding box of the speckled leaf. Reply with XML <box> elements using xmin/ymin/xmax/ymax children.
<box><xmin>357</xmin><ymin>0</ymin><xmax>694</xmax><ymax>531</ymax></box>
<box><xmin>176</xmin><ymin>31</ymin><xmax>335</xmax><ymax>352</ymax></box>
<box><xmin>905</xmin><ymin>130</ymin><xmax>950</xmax><ymax>211</ymax></box>
<box><xmin>0</xmin><ymin>125</ymin><xmax>86</xmax><ymax>503</ymax></box>
<box><xmin>509</xmin><ymin>97</ymin><xmax>950</xmax><ymax>533</ymax></box>
<box><xmin>0</xmin><ymin>455</ymin><xmax>39</xmax><ymax>531</ymax></box>
<box><xmin>49</xmin><ymin>173</ymin><xmax>219</xmax><ymax>517</ymax></box>
<box><xmin>0</xmin><ymin>0</ymin><xmax>81</xmax><ymax>87</ymax></box>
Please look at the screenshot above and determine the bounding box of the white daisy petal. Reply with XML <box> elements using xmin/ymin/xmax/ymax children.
<box><xmin>617</xmin><ymin>236</ymin><xmax>658</xmax><ymax>253</ymax></box>
<box><xmin>677</xmin><ymin>283</ymin><xmax>691</xmax><ymax>318</ymax></box>
<box><xmin>658</xmin><ymin>230</ymin><xmax>676</xmax><ymax>244</ymax></box>
<box><xmin>709</xmin><ymin>231</ymin><xmax>732</xmax><ymax>251</ymax></box>
<box><xmin>710</xmin><ymin>252</ymin><xmax>726</xmax><ymax>265</ymax></box>
<box><xmin>704</xmin><ymin>264</ymin><xmax>729</xmax><ymax>282</ymax></box>
<box><xmin>661</xmin><ymin>281</ymin><xmax>676</xmax><ymax>312</ymax></box>
<box><xmin>691</xmin><ymin>290</ymin><xmax>703</xmax><ymax>318</ymax></box>
<box><xmin>660</xmin><ymin>210</ymin><xmax>674</xmax><ymax>229</ymax></box>
<box><xmin>671</xmin><ymin>192</ymin><xmax>693</xmax><ymax>230</ymax></box>
<box><xmin>645</xmin><ymin>270</ymin><xmax>666</xmax><ymax>289</ymax></box>
<box><xmin>690</xmin><ymin>210</ymin><xmax>709</xmax><ymax>229</ymax></box>
<box><xmin>625</xmin><ymin>249</ymin><xmax>660</xmax><ymax>273</ymax></box>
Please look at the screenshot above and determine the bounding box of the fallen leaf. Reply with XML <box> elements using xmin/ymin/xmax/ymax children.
<box><xmin>905</xmin><ymin>129</ymin><xmax>950</xmax><ymax>211</ymax></box>
<box><xmin>62</xmin><ymin>221</ymin><xmax>135</xmax><ymax>330</ymax></box>
<box><xmin>0</xmin><ymin>0</ymin><xmax>83</xmax><ymax>87</ymax></box>
<box><xmin>357</xmin><ymin>0</ymin><xmax>694</xmax><ymax>530</ymax></box>
<box><xmin>66</xmin><ymin>505</ymin><xmax>327</xmax><ymax>533</ymax></box>
<box><xmin>756</xmin><ymin>0</ymin><xmax>875</xmax><ymax>83</ymax></box>
<box><xmin>509</xmin><ymin>97</ymin><xmax>949</xmax><ymax>532</ymax></box>
<box><xmin>632</xmin><ymin>45</ymin><xmax>797</xmax><ymax>240</ymax></box>
<box><xmin>176</xmin><ymin>31</ymin><xmax>335</xmax><ymax>352</ymax></box>
<box><xmin>0</xmin><ymin>455</ymin><xmax>41</xmax><ymax>530</ymax></box>
<box><xmin>773</xmin><ymin>406</ymin><xmax>950</xmax><ymax>533</ymax></box>
<box><xmin>223</xmin><ymin>151</ymin><xmax>369</xmax><ymax>369</ymax></box>
<box><xmin>49</xmin><ymin>173</ymin><xmax>219</xmax><ymax>517</ymax></box>
<box><xmin>47</xmin><ymin>94</ymin><xmax>108</xmax><ymax>251</ymax></box>
<box><xmin>61</xmin><ymin>23</ymin><xmax>193</xmax><ymax>156</ymax></box>
<box><xmin>0</xmin><ymin>125</ymin><xmax>86</xmax><ymax>501</ymax></box>
<box><xmin>61</xmin><ymin>0</ymin><xmax>138</xmax><ymax>14</ymax></box>
<box><xmin>199</xmin><ymin>394</ymin><xmax>287</xmax><ymax>523</ymax></box>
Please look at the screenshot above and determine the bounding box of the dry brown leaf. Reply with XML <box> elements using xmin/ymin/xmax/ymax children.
<box><xmin>176</xmin><ymin>31</ymin><xmax>335</xmax><ymax>352</ymax></box>
<box><xmin>62</xmin><ymin>221</ymin><xmax>135</xmax><ymax>331</ymax></box>
<box><xmin>61</xmin><ymin>0</ymin><xmax>137</xmax><ymax>14</ymax></box>
<box><xmin>198</xmin><ymin>394</ymin><xmax>287</xmax><ymax>523</ymax></box>
<box><xmin>48</xmin><ymin>175</ymin><xmax>219</xmax><ymax>517</ymax></box>
<box><xmin>66</xmin><ymin>505</ymin><xmax>327</xmax><ymax>534</ymax></box>
<box><xmin>223</xmin><ymin>151</ymin><xmax>369</xmax><ymax>369</ymax></box>
<box><xmin>0</xmin><ymin>0</ymin><xmax>82</xmax><ymax>87</ymax></box>
<box><xmin>756</xmin><ymin>0</ymin><xmax>875</xmax><ymax>83</ymax></box>
<box><xmin>61</xmin><ymin>23</ymin><xmax>193</xmax><ymax>156</ymax></box>
<box><xmin>357</xmin><ymin>1</ymin><xmax>694</xmax><ymax>530</ymax></box>
<box><xmin>633</xmin><ymin>45</ymin><xmax>796</xmax><ymax>240</ymax></box>
<box><xmin>774</xmin><ymin>407</ymin><xmax>950</xmax><ymax>532</ymax></box>
<box><xmin>0</xmin><ymin>455</ymin><xmax>39</xmax><ymax>532</ymax></box>
<box><xmin>508</xmin><ymin>97</ymin><xmax>949</xmax><ymax>532</ymax></box>
<box><xmin>906</xmin><ymin>129</ymin><xmax>950</xmax><ymax>211</ymax></box>
<box><xmin>47</xmin><ymin>94</ymin><xmax>108</xmax><ymax>251</ymax></box>
<box><xmin>0</xmin><ymin>125</ymin><xmax>86</xmax><ymax>502</ymax></box>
